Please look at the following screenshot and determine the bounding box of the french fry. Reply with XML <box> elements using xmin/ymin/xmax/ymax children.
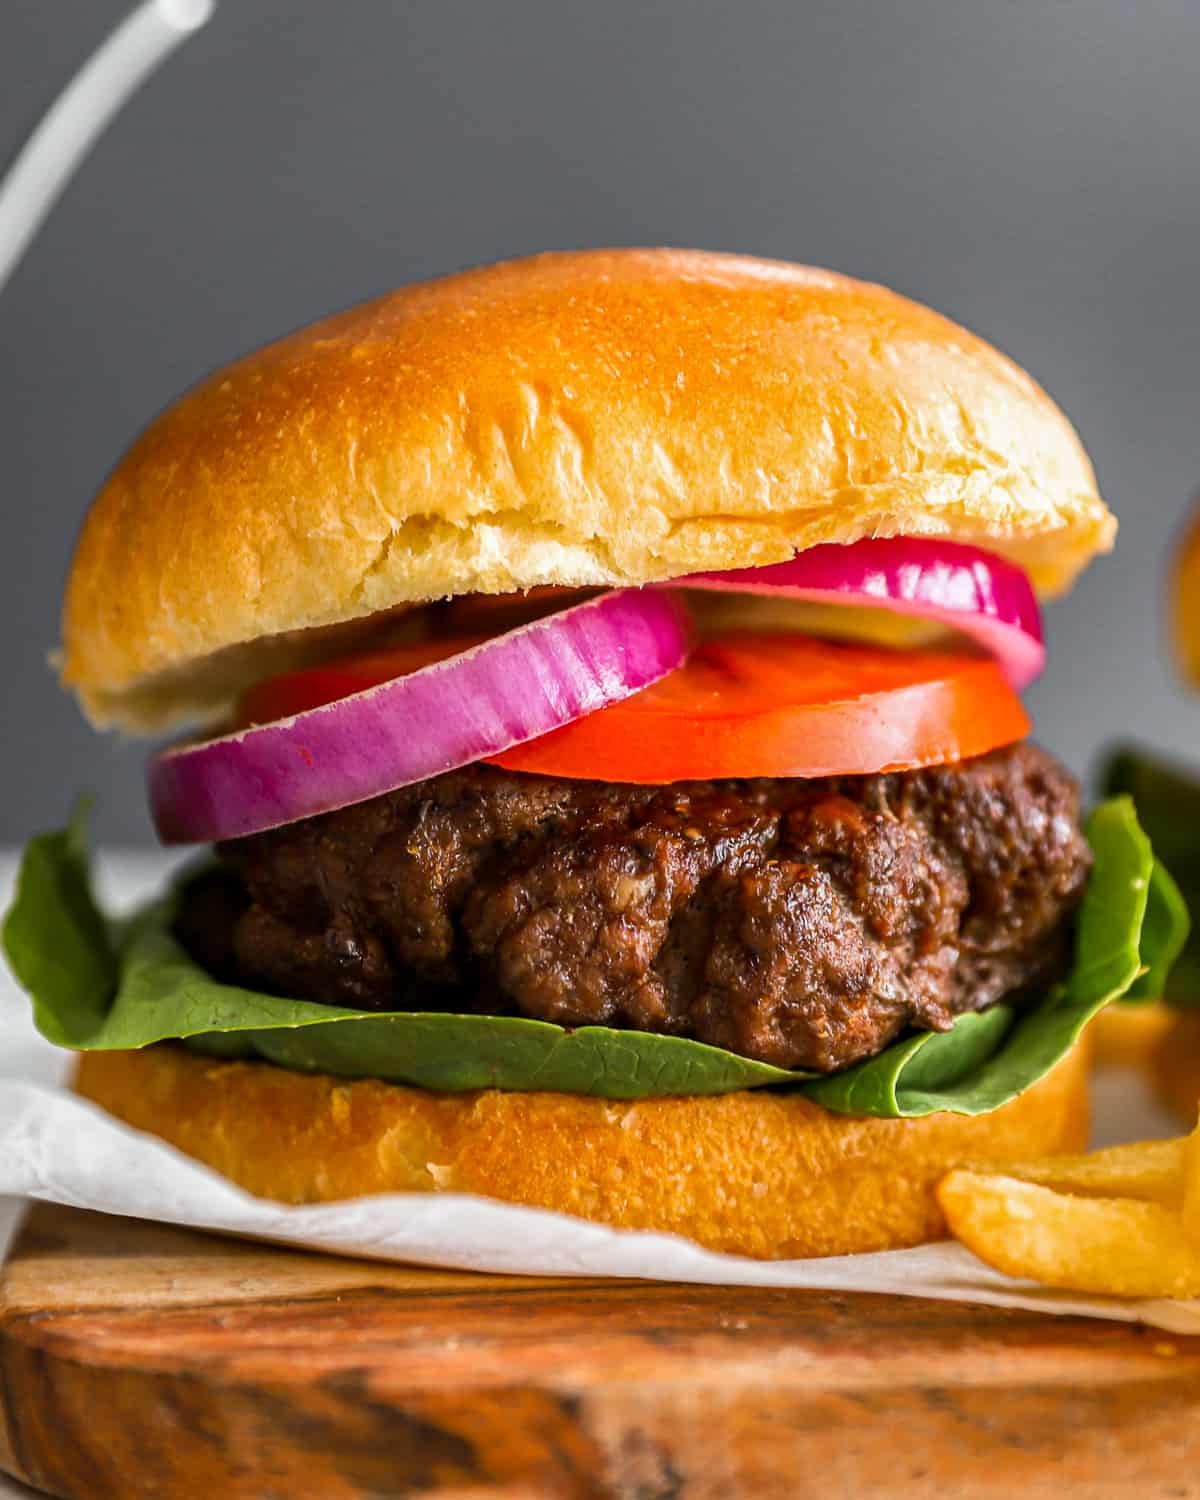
<box><xmin>1088</xmin><ymin>1001</ymin><xmax>1175</xmax><ymax>1071</ymax></box>
<box><xmin>937</xmin><ymin>1169</ymin><xmax>1200</xmax><ymax>1298</ymax></box>
<box><xmin>939</xmin><ymin>1113</ymin><xmax>1200</xmax><ymax>1297</ymax></box>
<box><xmin>1088</xmin><ymin>1004</ymin><xmax>1200</xmax><ymax>1130</ymax></box>
<box><xmin>1149</xmin><ymin>1010</ymin><xmax>1200</xmax><ymax>1127</ymax></box>
<box><xmin>1177</xmin><ymin>1116</ymin><xmax>1200</xmax><ymax>1243</ymax></box>
<box><xmin>964</xmin><ymin>1138</ymin><xmax>1186</xmax><ymax>1205</ymax></box>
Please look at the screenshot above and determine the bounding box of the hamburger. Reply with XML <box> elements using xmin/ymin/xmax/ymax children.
<box><xmin>4</xmin><ymin>249</ymin><xmax>1178</xmax><ymax>1260</ymax></box>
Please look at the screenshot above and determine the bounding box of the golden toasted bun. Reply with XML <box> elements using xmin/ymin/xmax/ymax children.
<box><xmin>74</xmin><ymin>1042</ymin><xmax>1089</xmax><ymax>1260</ymax></box>
<box><xmin>61</xmin><ymin>248</ymin><xmax>1111</xmax><ymax>731</ymax></box>
<box><xmin>1174</xmin><ymin>504</ymin><xmax>1200</xmax><ymax>684</ymax></box>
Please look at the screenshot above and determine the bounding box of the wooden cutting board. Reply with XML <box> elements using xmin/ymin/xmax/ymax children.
<box><xmin>2</xmin><ymin>1203</ymin><xmax>1200</xmax><ymax>1499</ymax></box>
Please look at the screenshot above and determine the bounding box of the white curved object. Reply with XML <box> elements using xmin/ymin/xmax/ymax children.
<box><xmin>0</xmin><ymin>0</ymin><xmax>214</xmax><ymax>295</ymax></box>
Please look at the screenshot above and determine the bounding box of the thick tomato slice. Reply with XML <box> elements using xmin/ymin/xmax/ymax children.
<box><xmin>485</xmin><ymin>633</ymin><xmax>1030</xmax><ymax>781</ymax></box>
<box><xmin>238</xmin><ymin>630</ymin><xmax>1030</xmax><ymax>782</ymax></box>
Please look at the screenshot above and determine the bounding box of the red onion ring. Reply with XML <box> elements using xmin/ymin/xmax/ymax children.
<box><xmin>149</xmin><ymin>590</ymin><xmax>693</xmax><ymax>844</ymax></box>
<box><xmin>676</xmin><ymin>539</ymin><xmax>1045</xmax><ymax>687</ymax></box>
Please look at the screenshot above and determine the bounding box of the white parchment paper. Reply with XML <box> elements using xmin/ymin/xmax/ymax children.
<box><xmin>2</xmin><ymin>852</ymin><xmax>1198</xmax><ymax>1334</ymax></box>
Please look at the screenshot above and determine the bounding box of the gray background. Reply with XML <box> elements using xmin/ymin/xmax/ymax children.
<box><xmin>2</xmin><ymin>0</ymin><xmax>1198</xmax><ymax>843</ymax></box>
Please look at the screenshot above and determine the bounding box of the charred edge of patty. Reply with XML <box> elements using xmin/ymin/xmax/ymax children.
<box><xmin>173</xmin><ymin>744</ymin><xmax>1091</xmax><ymax>1074</ymax></box>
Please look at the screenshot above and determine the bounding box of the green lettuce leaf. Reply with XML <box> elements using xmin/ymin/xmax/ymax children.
<box><xmin>1104</xmin><ymin>747</ymin><xmax>1200</xmax><ymax>1004</ymax></box>
<box><xmin>1</xmin><ymin>801</ymin><xmax>117</xmax><ymax>1048</ymax></box>
<box><xmin>7</xmin><ymin>860</ymin><xmax>806</xmax><ymax>1098</ymax></box>
<box><xmin>2</xmin><ymin>796</ymin><xmax>1178</xmax><ymax>1113</ymax></box>
<box><xmin>1125</xmin><ymin>861</ymin><xmax>1190</xmax><ymax>1002</ymax></box>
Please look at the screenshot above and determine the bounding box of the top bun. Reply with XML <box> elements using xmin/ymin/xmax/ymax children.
<box><xmin>1175</xmin><ymin>504</ymin><xmax>1200</xmax><ymax>685</ymax></box>
<box><xmin>61</xmin><ymin>248</ymin><xmax>1112</xmax><ymax>731</ymax></box>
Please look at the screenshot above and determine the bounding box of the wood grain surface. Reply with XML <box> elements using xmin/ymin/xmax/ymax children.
<box><xmin>2</xmin><ymin>1203</ymin><xmax>1199</xmax><ymax>1499</ymax></box>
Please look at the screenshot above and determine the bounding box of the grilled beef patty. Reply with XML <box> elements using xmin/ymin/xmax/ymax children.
<box><xmin>175</xmin><ymin>743</ymin><xmax>1090</xmax><ymax>1073</ymax></box>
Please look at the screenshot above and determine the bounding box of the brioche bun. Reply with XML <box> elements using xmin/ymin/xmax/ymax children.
<box><xmin>61</xmin><ymin>248</ymin><xmax>1111</xmax><ymax>732</ymax></box>
<box><xmin>1174</xmin><ymin>504</ymin><xmax>1200</xmax><ymax>684</ymax></box>
<box><xmin>74</xmin><ymin>1042</ymin><xmax>1089</xmax><ymax>1260</ymax></box>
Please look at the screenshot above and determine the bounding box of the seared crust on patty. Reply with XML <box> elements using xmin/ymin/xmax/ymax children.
<box><xmin>177</xmin><ymin>744</ymin><xmax>1089</xmax><ymax>1073</ymax></box>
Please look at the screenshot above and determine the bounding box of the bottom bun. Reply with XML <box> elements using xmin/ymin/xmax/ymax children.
<box><xmin>75</xmin><ymin>1043</ymin><xmax>1089</xmax><ymax>1260</ymax></box>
